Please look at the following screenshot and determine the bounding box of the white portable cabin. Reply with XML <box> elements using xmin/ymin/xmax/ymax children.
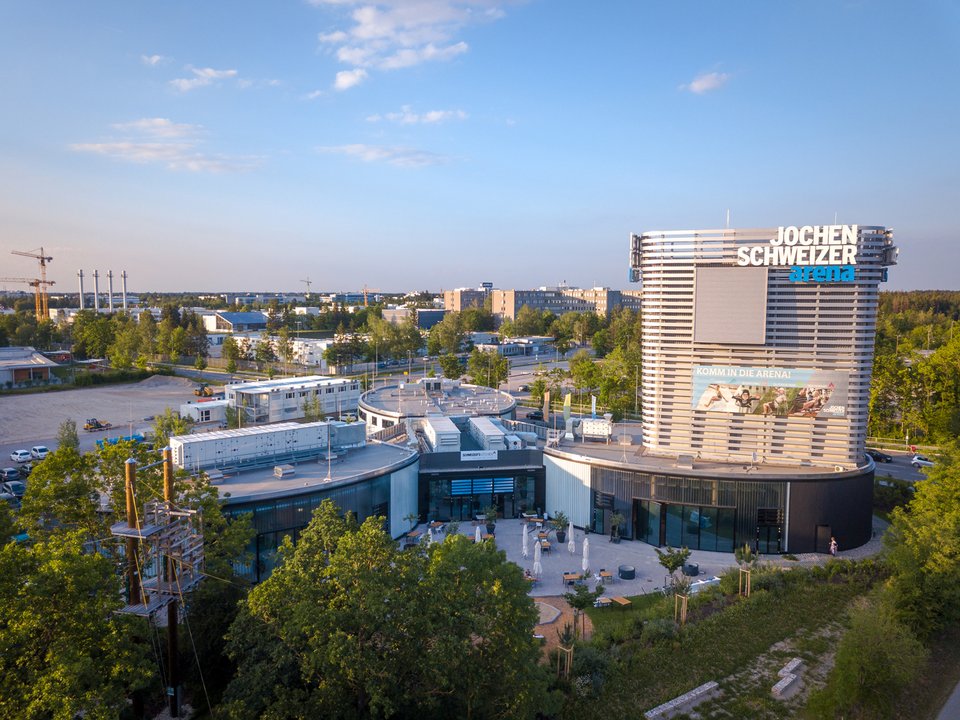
<box><xmin>169</xmin><ymin>420</ymin><xmax>365</xmax><ymax>471</ymax></box>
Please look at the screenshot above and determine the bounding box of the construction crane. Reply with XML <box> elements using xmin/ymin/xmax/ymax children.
<box><xmin>362</xmin><ymin>284</ymin><xmax>381</xmax><ymax>307</ymax></box>
<box><xmin>11</xmin><ymin>247</ymin><xmax>53</xmax><ymax>320</ymax></box>
<box><xmin>301</xmin><ymin>277</ymin><xmax>312</xmax><ymax>298</ymax></box>
<box><xmin>0</xmin><ymin>277</ymin><xmax>56</xmax><ymax>320</ymax></box>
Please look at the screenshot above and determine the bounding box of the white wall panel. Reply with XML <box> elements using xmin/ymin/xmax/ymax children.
<box><xmin>544</xmin><ymin>454</ymin><xmax>592</xmax><ymax>528</ymax></box>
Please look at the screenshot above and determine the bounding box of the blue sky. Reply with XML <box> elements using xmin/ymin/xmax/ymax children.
<box><xmin>1</xmin><ymin>1</ymin><xmax>957</xmax><ymax>293</ymax></box>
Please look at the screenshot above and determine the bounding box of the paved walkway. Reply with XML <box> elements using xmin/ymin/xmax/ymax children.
<box><xmin>416</xmin><ymin>515</ymin><xmax>890</xmax><ymax>599</ymax></box>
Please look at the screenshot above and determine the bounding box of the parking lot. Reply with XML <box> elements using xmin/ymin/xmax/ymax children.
<box><xmin>0</xmin><ymin>376</ymin><xmax>198</xmax><ymax>459</ymax></box>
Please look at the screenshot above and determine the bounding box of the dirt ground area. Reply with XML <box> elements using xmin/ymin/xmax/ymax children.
<box><xmin>0</xmin><ymin>376</ymin><xmax>198</xmax><ymax>448</ymax></box>
<box><xmin>535</xmin><ymin>596</ymin><xmax>594</xmax><ymax>659</ymax></box>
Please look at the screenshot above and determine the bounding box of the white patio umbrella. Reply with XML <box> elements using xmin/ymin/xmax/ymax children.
<box><xmin>522</xmin><ymin>524</ymin><xmax>529</xmax><ymax>558</ymax></box>
<box><xmin>567</xmin><ymin>521</ymin><xmax>576</xmax><ymax>554</ymax></box>
<box><xmin>532</xmin><ymin>536</ymin><xmax>543</xmax><ymax>578</ymax></box>
<box><xmin>582</xmin><ymin>536</ymin><xmax>590</xmax><ymax>575</ymax></box>
<box><xmin>475</xmin><ymin>525</ymin><xmax>483</xmax><ymax>543</ymax></box>
<box><xmin>426</xmin><ymin>527</ymin><xmax>434</xmax><ymax>546</ymax></box>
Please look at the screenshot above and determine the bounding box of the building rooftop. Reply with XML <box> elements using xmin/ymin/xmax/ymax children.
<box><xmin>544</xmin><ymin>422</ymin><xmax>872</xmax><ymax>479</ymax></box>
<box><xmin>360</xmin><ymin>378</ymin><xmax>515</xmax><ymax>420</ymax></box>
<box><xmin>217</xmin><ymin>311</ymin><xmax>268</xmax><ymax>324</ymax></box>
<box><xmin>0</xmin><ymin>346</ymin><xmax>59</xmax><ymax>369</ymax></box>
<box><xmin>226</xmin><ymin>375</ymin><xmax>351</xmax><ymax>393</ymax></box>
<box><xmin>212</xmin><ymin>441</ymin><xmax>418</xmax><ymax>505</ymax></box>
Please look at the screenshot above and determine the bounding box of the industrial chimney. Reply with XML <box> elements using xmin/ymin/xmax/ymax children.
<box><xmin>78</xmin><ymin>270</ymin><xmax>85</xmax><ymax>310</ymax></box>
<box><xmin>93</xmin><ymin>270</ymin><xmax>100</xmax><ymax>312</ymax></box>
<box><xmin>107</xmin><ymin>270</ymin><xmax>114</xmax><ymax>313</ymax></box>
<box><xmin>121</xmin><ymin>271</ymin><xmax>128</xmax><ymax>311</ymax></box>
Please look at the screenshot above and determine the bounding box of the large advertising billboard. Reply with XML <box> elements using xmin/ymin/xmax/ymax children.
<box><xmin>691</xmin><ymin>366</ymin><xmax>847</xmax><ymax>418</ymax></box>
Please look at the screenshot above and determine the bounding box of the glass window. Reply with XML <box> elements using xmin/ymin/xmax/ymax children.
<box><xmin>664</xmin><ymin>504</ymin><xmax>683</xmax><ymax>547</ymax></box>
<box><xmin>716</xmin><ymin>508</ymin><xmax>736</xmax><ymax>553</ymax></box>
<box><xmin>682</xmin><ymin>505</ymin><xmax>700</xmax><ymax>549</ymax></box>
<box><xmin>699</xmin><ymin>507</ymin><xmax>719</xmax><ymax>552</ymax></box>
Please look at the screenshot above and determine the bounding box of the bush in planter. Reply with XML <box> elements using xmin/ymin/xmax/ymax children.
<box><xmin>552</xmin><ymin>510</ymin><xmax>570</xmax><ymax>543</ymax></box>
<box><xmin>609</xmin><ymin>512</ymin><xmax>625</xmax><ymax>543</ymax></box>
<box><xmin>483</xmin><ymin>505</ymin><xmax>498</xmax><ymax>534</ymax></box>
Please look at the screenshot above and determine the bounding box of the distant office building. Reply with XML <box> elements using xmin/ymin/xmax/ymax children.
<box><xmin>203</xmin><ymin>311</ymin><xmax>269</xmax><ymax>333</ymax></box>
<box><xmin>382</xmin><ymin>307</ymin><xmax>448</xmax><ymax>329</ymax></box>
<box><xmin>489</xmin><ymin>287</ymin><xmax>642</xmax><ymax>322</ymax></box>
<box><xmin>443</xmin><ymin>286</ymin><xmax>491</xmax><ymax>312</ymax></box>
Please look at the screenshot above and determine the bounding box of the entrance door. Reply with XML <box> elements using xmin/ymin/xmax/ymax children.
<box><xmin>755</xmin><ymin>525</ymin><xmax>781</xmax><ymax>554</ymax></box>
<box><xmin>815</xmin><ymin>524</ymin><xmax>832</xmax><ymax>554</ymax></box>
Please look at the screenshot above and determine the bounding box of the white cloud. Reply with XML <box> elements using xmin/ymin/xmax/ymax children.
<box><xmin>334</xmin><ymin>68</ymin><xmax>368</xmax><ymax>90</ymax></box>
<box><xmin>170</xmin><ymin>66</ymin><xmax>238</xmax><ymax>92</ymax></box>
<box><xmin>681</xmin><ymin>71</ymin><xmax>730</xmax><ymax>94</ymax></box>
<box><xmin>303</xmin><ymin>89</ymin><xmax>326</xmax><ymax>100</ymax></box>
<box><xmin>367</xmin><ymin>105</ymin><xmax>467</xmax><ymax>124</ymax></box>
<box><xmin>317</xmin><ymin>143</ymin><xmax>449</xmax><ymax>167</ymax></box>
<box><xmin>309</xmin><ymin>1</ymin><xmax>507</xmax><ymax>84</ymax></box>
<box><xmin>141</xmin><ymin>54</ymin><xmax>167</xmax><ymax>66</ymax></box>
<box><xmin>71</xmin><ymin>118</ymin><xmax>256</xmax><ymax>173</ymax></box>
<box><xmin>111</xmin><ymin>118</ymin><xmax>200</xmax><ymax>139</ymax></box>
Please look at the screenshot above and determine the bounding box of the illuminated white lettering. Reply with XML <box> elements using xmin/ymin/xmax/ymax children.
<box><xmin>842</xmin><ymin>225</ymin><xmax>858</xmax><ymax>244</ymax></box>
<box><xmin>841</xmin><ymin>245</ymin><xmax>857</xmax><ymax>264</ymax></box>
<box><xmin>736</xmin><ymin>246</ymin><xmax>751</xmax><ymax>266</ymax></box>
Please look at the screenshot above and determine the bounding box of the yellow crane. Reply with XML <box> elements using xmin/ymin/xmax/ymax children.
<box><xmin>362</xmin><ymin>284</ymin><xmax>381</xmax><ymax>307</ymax></box>
<box><xmin>0</xmin><ymin>277</ymin><xmax>56</xmax><ymax>320</ymax></box>
<box><xmin>10</xmin><ymin>247</ymin><xmax>54</xmax><ymax>320</ymax></box>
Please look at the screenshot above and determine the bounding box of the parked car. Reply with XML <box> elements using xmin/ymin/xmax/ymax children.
<box><xmin>1</xmin><ymin>481</ymin><xmax>25</xmax><ymax>499</ymax></box>
<box><xmin>0</xmin><ymin>492</ymin><xmax>20</xmax><ymax>511</ymax></box>
<box><xmin>30</xmin><ymin>445</ymin><xmax>49</xmax><ymax>460</ymax></box>
<box><xmin>9</xmin><ymin>450</ymin><xmax>30</xmax><ymax>463</ymax></box>
<box><xmin>517</xmin><ymin>384</ymin><xmax>530</xmax><ymax>392</ymax></box>
<box><xmin>1</xmin><ymin>468</ymin><xmax>20</xmax><ymax>482</ymax></box>
<box><xmin>18</xmin><ymin>463</ymin><xmax>33</xmax><ymax>478</ymax></box>
<box><xmin>865</xmin><ymin>448</ymin><xmax>893</xmax><ymax>463</ymax></box>
<box><xmin>527</xmin><ymin>410</ymin><xmax>544</xmax><ymax>421</ymax></box>
<box><xmin>911</xmin><ymin>454</ymin><xmax>935</xmax><ymax>469</ymax></box>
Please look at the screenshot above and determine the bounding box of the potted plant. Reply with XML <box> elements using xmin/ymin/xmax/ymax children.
<box><xmin>552</xmin><ymin>510</ymin><xmax>570</xmax><ymax>544</ymax></box>
<box><xmin>483</xmin><ymin>504</ymin><xmax>498</xmax><ymax>535</ymax></box>
<box><xmin>609</xmin><ymin>511</ymin><xmax>625</xmax><ymax>543</ymax></box>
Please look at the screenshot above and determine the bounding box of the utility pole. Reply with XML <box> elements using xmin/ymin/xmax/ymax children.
<box><xmin>125</xmin><ymin>459</ymin><xmax>142</xmax><ymax>606</ymax></box>
<box><xmin>163</xmin><ymin>448</ymin><xmax>181</xmax><ymax>718</ymax></box>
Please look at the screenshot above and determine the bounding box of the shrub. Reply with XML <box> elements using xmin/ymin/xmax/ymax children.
<box><xmin>641</xmin><ymin>618</ymin><xmax>678</xmax><ymax>645</ymax></box>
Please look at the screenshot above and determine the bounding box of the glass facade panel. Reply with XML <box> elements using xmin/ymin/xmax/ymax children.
<box><xmin>424</xmin><ymin>473</ymin><xmax>539</xmax><ymax>522</ymax></box>
<box><xmin>717</xmin><ymin>507</ymin><xmax>735</xmax><ymax>552</ymax></box>
<box><xmin>590</xmin><ymin>464</ymin><xmax>783</xmax><ymax>554</ymax></box>
<box><xmin>699</xmin><ymin>507</ymin><xmax>719</xmax><ymax>551</ymax></box>
<box><xmin>664</xmin><ymin>504</ymin><xmax>683</xmax><ymax>547</ymax></box>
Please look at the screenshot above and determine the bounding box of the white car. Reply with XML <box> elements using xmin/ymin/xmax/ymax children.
<box><xmin>9</xmin><ymin>450</ymin><xmax>30</xmax><ymax>463</ymax></box>
<box><xmin>911</xmin><ymin>454</ymin><xmax>935</xmax><ymax>469</ymax></box>
<box><xmin>30</xmin><ymin>446</ymin><xmax>49</xmax><ymax>460</ymax></box>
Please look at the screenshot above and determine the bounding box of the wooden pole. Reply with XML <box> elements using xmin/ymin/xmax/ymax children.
<box><xmin>124</xmin><ymin>458</ymin><xmax>141</xmax><ymax>606</ymax></box>
<box><xmin>163</xmin><ymin>448</ymin><xmax>180</xmax><ymax>718</ymax></box>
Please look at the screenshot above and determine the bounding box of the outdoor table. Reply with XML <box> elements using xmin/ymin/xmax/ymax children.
<box><xmin>599</xmin><ymin>570</ymin><xmax>614</xmax><ymax>583</ymax></box>
<box><xmin>595</xmin><ymin>596</ymin><xmax>612</xmax><ymax>608</ymax></box>
<box><xmin>475</xmin><ymin>533</ymin><xmax>493</xmax><ymax>542</ymax></box>
<box><xmin>562</xmin><ymin>572</ymin><xmax>582</xmax><ymax>585</ymax></box>
<box><xmin>429</xmin><ymin>521</ymin><xmax>445</xmax><ymax>532</ymax></box>
<box><xmin>540</xmin><ymin>541</ymin><xmax>551</xmax><ymax>552</ymax></box>
<box><xmin>611</xmin><ymin>596</ymin><xmax>632</xmax><ymax>608</ymax></box>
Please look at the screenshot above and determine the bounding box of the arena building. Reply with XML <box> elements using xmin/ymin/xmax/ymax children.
<box><xmin>358</xmin><ymin>377</ymin><xmax>516</xmax><ymax>434</ymax></box>
<box><xmin>544</xmin><ymin>224</ymin><xmax>897</xmax><ymax>553</ymax></box>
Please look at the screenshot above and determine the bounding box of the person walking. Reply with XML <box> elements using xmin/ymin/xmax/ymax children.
<box><xmin>829</xmin><ymin>536</ymin><xmax>838</xmax><ymax>556</ymax></box>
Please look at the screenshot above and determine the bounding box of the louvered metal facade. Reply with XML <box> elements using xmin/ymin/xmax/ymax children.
<box><xmin>629</xmin><ymin>226</ymin><xmax>897</xmax><ymax>469</ymax></box>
